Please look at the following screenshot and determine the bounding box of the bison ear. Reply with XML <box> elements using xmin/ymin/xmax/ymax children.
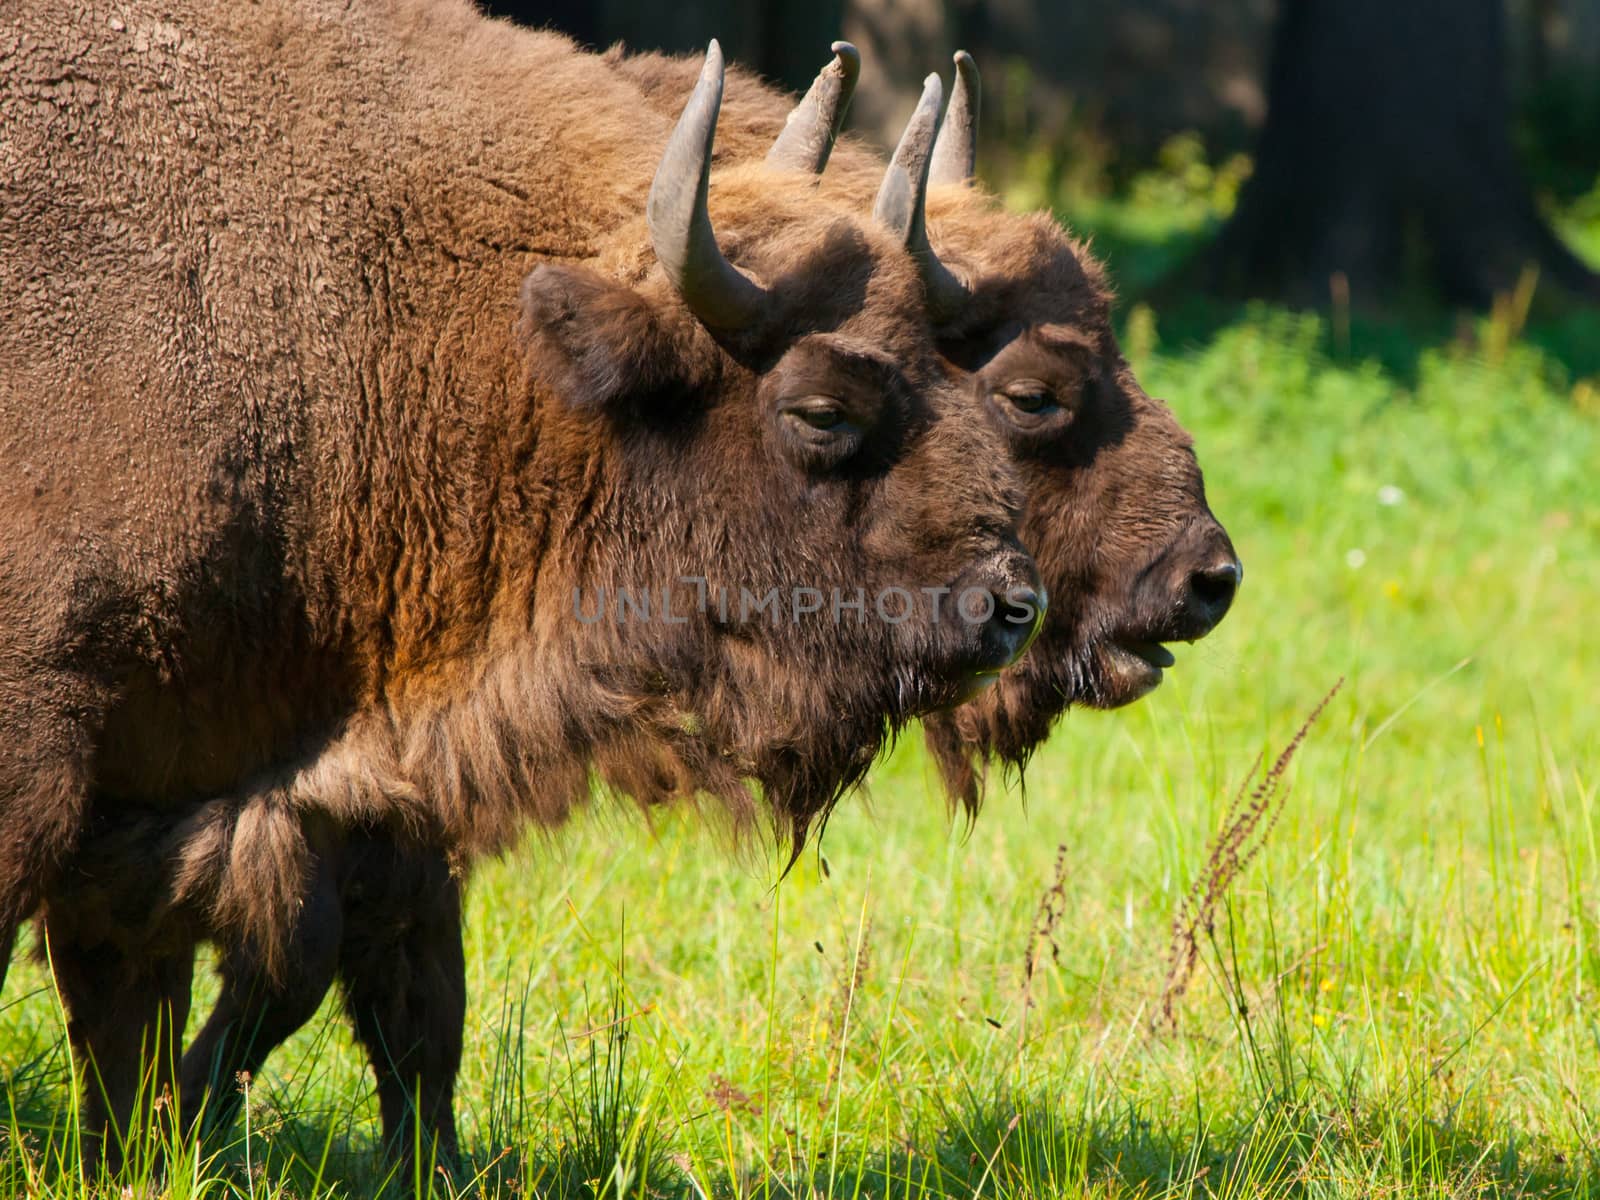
<box><xmin>519</xmin><ymin>265</ymin><xmax>711</xmax><ymax>410</ymax></box>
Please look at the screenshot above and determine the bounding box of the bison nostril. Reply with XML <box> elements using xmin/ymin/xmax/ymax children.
<box><xmin>952</xmin><ymin>556</ymin><xmax>1045</xmax><ymax>679</ymax></box>
<box><xmin>1188</xmin><ymin>559</ymin><xmax>1241</xmax><ymax>623</ymax></box>
<box><xmin>994</xmin><ymin>586</ymin><xmax>1042</xmax><ymax>627</ymax></box>
<box><xmin>987</xmin><ymin>585</ymin><xmax>1045</xmax><ymax>666</ymax></box>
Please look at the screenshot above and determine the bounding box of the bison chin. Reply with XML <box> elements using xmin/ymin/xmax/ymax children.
<box><xmin>919</xmin><ymin>637</ymin><xmax>1151</xmax><ymax>817</ymax></box>
<box><xmin>1091</xmin><ymin>636</ymin><xmax>1176</xmax><ymax>706</ymax></box>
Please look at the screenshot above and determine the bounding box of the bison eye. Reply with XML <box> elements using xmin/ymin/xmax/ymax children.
<box><xmin>790</xmin><ymin>400</ymin><xmax>845</xmax><ymax>430</ymax></box>
<box><xmin>998</xmin><ymin>379</ymin><xmax>1057</xmax><ymax>415</ymax></box>
<box><xmin>776</xmin><ymin>394</ymin><xmax>865</xmax><ymax>471</ymax></box>
<box><xmin>984</xmin><ymin>373</ymin><xmax>1079</xmax><ymax>452</ymax></box>
<box><xmin>781</xmin><ymin>395</ymin><xmax>857</xmax><ymax>436</ymax></box>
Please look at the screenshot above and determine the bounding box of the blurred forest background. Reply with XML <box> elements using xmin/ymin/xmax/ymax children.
<box><xmin>488</xmin><ymin>0</ymin><xmax>1600</xmax><ymax>312</ymax></box>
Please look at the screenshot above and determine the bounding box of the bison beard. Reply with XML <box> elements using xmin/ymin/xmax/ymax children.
<box><xmin>1</xmin><ymin>0</ymin><xmax>1048</xmax><ymax>1173</ymax></box>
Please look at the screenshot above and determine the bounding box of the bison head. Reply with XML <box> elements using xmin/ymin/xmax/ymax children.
<box><xmin>909</xmin><ymin>56</ymin><xmax>1240</xmax><ymax>804</ymax></box>
<box><xmin>515</xmin><ymin>45</ymin><xmax>1042</xmax><ymax>843</ymax></box>
<box><xmin>600</xmin><ymin>44</ymin><xmax>1237</xmax><ymax>815</ymax></box>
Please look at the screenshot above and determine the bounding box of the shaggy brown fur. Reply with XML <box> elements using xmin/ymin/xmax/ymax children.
<box><xmin>1</xmin><ymin>0</ymin><xmax>1040</xmax><ymax>1164</ymax></box>
<box><xmin>79</xmin><ymin>44</ymin><xmax>1245</xmax><ymax>1177</ymax></box>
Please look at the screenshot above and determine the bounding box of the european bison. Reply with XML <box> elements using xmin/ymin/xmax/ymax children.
<box><xmin>151</xmin><ymin>44</ymin><xmax>1241</xmax><ymax>1177</ymax></box>
<box><xmin>0</xmin><ymin>0</ymin><xmax>1042</xmax><ymax>1166</ymax></box>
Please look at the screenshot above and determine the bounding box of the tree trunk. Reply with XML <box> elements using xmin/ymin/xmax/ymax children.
<box><xmin>1213</xmin><ymin>0</ymin><xmax>1600</xmax><ymax>306</ymax></box>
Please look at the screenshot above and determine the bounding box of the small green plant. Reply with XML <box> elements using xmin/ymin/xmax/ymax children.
<box><xmin>1157</xmin><ymin>681</ymin><xmax>1343</xmax><ymax>1039</ymax></box>
<box><xmin>546</xmin><ymin>962</ymin><xmax>675</xmax><ymax>1200</ymax></box>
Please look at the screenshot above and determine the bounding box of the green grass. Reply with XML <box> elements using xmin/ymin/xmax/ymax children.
<box><xmin>3</xmin><ymin>197</ymin><xmax>1599</xmax><ymax>1197</ymax></box>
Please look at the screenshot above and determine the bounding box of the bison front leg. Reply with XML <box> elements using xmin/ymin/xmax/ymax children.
<box><xmin>336</xmin><ymin>836</ymin><xmax>465</xmax><ymax>1187</ymax></box>
<box><xmin>0</xmin><ymin>683</ymin><xmax>102</xmax><ymax>972</ymax></box>
<box><xmin>46</xmin><ymin>931</ymin><xmax>194</xmax><ymax>1178</ymax></box>
<box><xmin>0</xmin><ymin>921</ymin><xmax>18</xmax><ymax>1000</ymax></box>
<box><xmin>178</xmin><ymin>850</ymin><xmax>343</xmax><ymax>1147</ymax></box>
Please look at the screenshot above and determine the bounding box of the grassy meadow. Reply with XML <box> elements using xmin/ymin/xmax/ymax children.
<box><xmin>2</xmin><ymin>167</ymin><xmax>1598</xmax><ymax>1198</ymax></box>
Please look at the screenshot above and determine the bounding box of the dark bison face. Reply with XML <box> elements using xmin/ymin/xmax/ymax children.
<box><xmin>923</xmin><ymin>206</ymin><xmax>1238</xmax><ymax>795</ymax></box>
<box><xmin>515</xmin><ymin>48</ymin><xmax>1040</xmax><ymax>840</ymax></box>
<box><xmin>976</xmin><ymin>331</ymin><xmax>1237</xmax><ymax>708</ymax></box>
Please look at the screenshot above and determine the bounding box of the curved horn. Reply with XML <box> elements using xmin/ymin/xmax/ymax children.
<box><xmin>872</xmin><ymin>74</ymin><xmax>970</xmax><ymax>321</ymax></box>
<box><xmin>647</xmin><ymin>40</ymin><xmax>767</xmax><ymax>334</ymax></box>
<box><xmin>766</xmin><ymin>41</ymin><xmax>860</xmax><ymax>174</ymax></box>
<box><xmin>928</xmin><ymin>50</ymin><xmax>979</xmax><ymax>186</ymax></box>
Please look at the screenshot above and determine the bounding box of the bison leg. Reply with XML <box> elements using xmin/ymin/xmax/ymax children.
<box><xmin>178</xmin><ymin>848</ymin><xmax>343</xmax><ymax>1143</ymax></box>
<box><xmin>0</xmin><ymin>697</ymin><xmax>99</xmax><ymax>952</ymax></box>
<box><xmin>46</xmin><ymin>930</ymin><xmax>194</xmax><ymax>1177</ymax></box>
<box><xmin>336</xmin><ymin>836</ymin><xmax>465</xmax><ymax>1184</ymax></box>
<box><xmin>0</xmin><ymin>920</ymin><xmax>18</xmax><ymax>998</ymax></box>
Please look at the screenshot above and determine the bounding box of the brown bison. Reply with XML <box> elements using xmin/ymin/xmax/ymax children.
<box><xmin>0</xmin><ymin>0</ymin><xmax>1043</xmax><ymax>1165</ymax></box>
<box><xmin>131</xmin><ymin>43</ymin><xmax>1241</xmax><ymax>1179</ymax></box>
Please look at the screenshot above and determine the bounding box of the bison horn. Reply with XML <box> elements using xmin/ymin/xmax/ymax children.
<box><xmin>648</xmin><ymin>40</ymin><xmax>768</xmax><ymax>334</ymax></box>
<box><xmin>872</xmin><ymin>73</ymin><xmax>971</xmax><ymax>321</ymax></box>
<box><xmin>928</xmin><ymin>51</ymin><xmax>979</xmax><ymax>187</ymax></box>
<box><xmin>766</xmin><ymin>41</ymin><xmax>860</xmax><ymax>174</ymax></box>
